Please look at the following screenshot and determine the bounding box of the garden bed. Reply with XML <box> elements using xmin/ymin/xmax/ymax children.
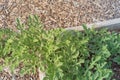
<box><xmin>0</xmin><ymin>0</ymin><xmax>120</xmax><ymax>79</ymax></box>
<box><xmin>0</xmin><ymin>15</ymin><xmax>120</xmax><ymax>80</ymax></box>
<box><xmin>0</xmin><ymin>31</ymin><xmax>120</xmax><ymax>80</ymax></box>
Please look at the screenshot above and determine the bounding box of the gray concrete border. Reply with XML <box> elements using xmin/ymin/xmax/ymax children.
<box><xmin>66</xmin><ymin>18</ymin><xmax>120</xmax><ymax>31</ymax></box>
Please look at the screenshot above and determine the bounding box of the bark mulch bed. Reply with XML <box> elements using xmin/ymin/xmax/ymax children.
<box><xmin>0</xmin><ymin>0</ymin><xmax>120</xmax><ymax>30</ymax></box>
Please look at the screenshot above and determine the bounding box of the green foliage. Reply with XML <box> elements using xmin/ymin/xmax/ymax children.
<box><xmin>113</xmin><ymin>56</ymin><xmax>120</xmax><ymax>65</ymax></box>
<box><xmin>0</xmin><ymin>15</ymin><xmax>120</xmax><ymax>80</ymax></box>
<box><xmin>105</xmin><ymin>32</ymin><xmax>120</xmax><ymax>65</ymax></box>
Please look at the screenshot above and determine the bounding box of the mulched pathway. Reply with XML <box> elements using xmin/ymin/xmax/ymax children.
<box><xmin>0</xmin><ymin>0</ymin><xmax>120</xmax><ymax>30</ymax></box>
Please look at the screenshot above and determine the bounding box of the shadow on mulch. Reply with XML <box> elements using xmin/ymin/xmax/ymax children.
<box><xmin>111</xmin><ymin>62</ymin><xmax>120</xmax><ymax>80</ymax></box>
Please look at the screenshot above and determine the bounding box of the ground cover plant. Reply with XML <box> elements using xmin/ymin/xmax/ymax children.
<box><xmin>0</xmin><ymin>15</ymin><xmax>120</xmax><ymax>80</ymax></box>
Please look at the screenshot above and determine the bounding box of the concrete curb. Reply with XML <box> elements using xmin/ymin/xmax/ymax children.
<box><xmin>66</xmin><ymin>18</ymin><xmax>120</xmax><ymax>31</ymax></box>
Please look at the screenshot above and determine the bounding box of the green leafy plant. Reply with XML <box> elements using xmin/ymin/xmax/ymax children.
<box><xmin>0</xmin><ymin>15</ymin><xmax>120</xmax><ymax>80</ymax></box>
<box><xmin>105</xmin><ymin>32</ymin><xmax>120</xmax><ymax>65</ymax></box>
<box><xmin>113</xmin><ymin>56</ymin><xmax>120</xmax><ymax>65</ymax></box>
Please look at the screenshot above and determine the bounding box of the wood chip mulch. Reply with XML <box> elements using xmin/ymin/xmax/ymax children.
<box><xmin>0</xmin><ymin>0</ymin><xmax>120</xmax><ymax>30</ymax></box>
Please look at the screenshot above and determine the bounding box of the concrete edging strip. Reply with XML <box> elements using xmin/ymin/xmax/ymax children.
<box><xmin>65</xmin><ymin>18</ymin><xmax>120</xmax><ymax>31</ymax></box>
